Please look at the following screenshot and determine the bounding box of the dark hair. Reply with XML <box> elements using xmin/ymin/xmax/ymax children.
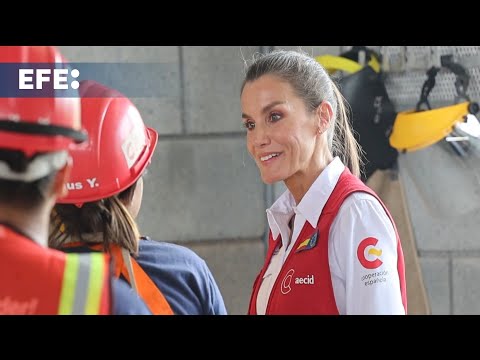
<box><xmin>0</xmin><ymin>149</ymin><xmax>56</xmax><ymax>209</ymax></box>
<box><xmin>49</xmin><ymin>181</ymin><xmax>141</xmax><ymax>256</ymax></box>
<box><xmin>241</xmin><ymin>49</ymin><xmax>363</xmax><ymax>177</ymax></box>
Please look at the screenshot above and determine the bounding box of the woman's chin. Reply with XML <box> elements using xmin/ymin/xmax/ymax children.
<box><xmin>260</xmin><ymin>172</ymin><xmax>284</xmax><ymax>185</ymax></box>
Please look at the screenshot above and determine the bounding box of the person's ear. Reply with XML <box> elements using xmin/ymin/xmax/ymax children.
<box><xmin>53</xmin><ymin>156</ymin><xmax>73</xmax><ymax>199</ymax></box>
<box><xmin>315</xmin><ymin>101</ymin><xmax>334</xmax><ymax>135</ymax></box>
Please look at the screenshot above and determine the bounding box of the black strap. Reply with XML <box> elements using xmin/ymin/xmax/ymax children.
<box><xmin>416</xmin><ymin>56</ymin><xmax>472</xmax><ymax>112</ymax></box>
<box><xmin>416</xmin><ymin>66</ymin><xmax>440</xmax><ymax>111</ymax></box>
<box><xmin>0</xmin><ymin>120</ymin><xmax>87</xmax><ymax>143</ymax></box>
<box><xmin>441</xmin><ymin>55</ymin><xmax>471</xmax><ymax>103</ymax></box>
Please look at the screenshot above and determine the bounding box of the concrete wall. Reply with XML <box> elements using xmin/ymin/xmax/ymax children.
<box><xmin>399</xmin><ymin>144</ymin><xmax>480</xmax><ymax>314</ymax></box>
<box><xmin>58</xmin><ymin>46</ymin><xmax>340</xmax><ymax>314</ymax></box>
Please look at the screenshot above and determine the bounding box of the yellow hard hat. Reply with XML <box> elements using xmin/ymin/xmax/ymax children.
<box><xmin>315</xmin><ymin>54</ymin><xmax>381</xmax><ymax>75</ymax></box>
<box><xmin>389</xmin><ymin>102</ymin><xmax>478</xmax><ymax>152</ymax></box>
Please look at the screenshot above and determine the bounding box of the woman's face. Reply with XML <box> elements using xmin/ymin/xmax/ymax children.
<box><xmin>241</xmin><ymin>75</ymin><xmax>319</xmax><ymax>184</ymax></box>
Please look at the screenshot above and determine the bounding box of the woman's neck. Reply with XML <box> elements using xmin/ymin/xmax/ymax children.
<box><xmin>0</xmin><ymin>203</ymin><xmax>50</xmax><ymax>247</ymax></box>
<box><xmin>285</xmin><ymin>151</ymin><xmax>333</xmax><ymax>205</ymax></box>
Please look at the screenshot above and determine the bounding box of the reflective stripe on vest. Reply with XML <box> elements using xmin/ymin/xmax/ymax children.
<box><xmin>58</xmin><ymin>253</ymin><xmax>106</xmax><ymax>315</ymax></box>
<box><xmin>60</xmin><ymin>241</ymin><xmax>174</xmax><ymax>315</ymax></box>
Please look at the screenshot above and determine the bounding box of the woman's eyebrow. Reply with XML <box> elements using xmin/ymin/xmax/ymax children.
<box><xmin>242</xmin><ymin>100</ymin><xmax>286</xmax><ymax>119</ymax></box>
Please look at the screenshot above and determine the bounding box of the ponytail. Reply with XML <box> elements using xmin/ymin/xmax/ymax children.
<box><xmin>49</xmin><ymin>183</ymin><xmax>141</xmax><ymax>256</ymax></box>
<box><xmin>331</xmin><ymin>82</ymin><xmax>364</xmax><ymax>178</ymax></box>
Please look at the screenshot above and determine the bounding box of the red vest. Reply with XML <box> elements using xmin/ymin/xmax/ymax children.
<box><xmin>0</xmin><ymin>225</ymin><xmax>111</xmax><ymax>315</ymax></box>
<box><xmin>248</xmin><ymin>168</ymin><xmax>407</xmax><ymax>315</ymax></box>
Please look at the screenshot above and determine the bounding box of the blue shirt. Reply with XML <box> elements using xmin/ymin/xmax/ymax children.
<box><xmin>111</xmin><ymin>277</ymin><xmax>152</xmax><ymax>315</ymax></box>
<box><xmin>135</xmin><ymin>237</ymin><xmax>227</xmax><ymax>315</ymax></box>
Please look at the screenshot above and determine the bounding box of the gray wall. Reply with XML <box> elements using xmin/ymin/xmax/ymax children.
<box><xmin>398</xmin><ymin>145</ymin><xmax>480</xmax><ymax>314</ymax></box>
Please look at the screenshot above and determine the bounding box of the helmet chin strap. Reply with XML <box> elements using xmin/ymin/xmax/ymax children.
<box><xmin>0</xmin><ymin>151</ymin><xmax>68</xmax><ymax>182</ymax></box>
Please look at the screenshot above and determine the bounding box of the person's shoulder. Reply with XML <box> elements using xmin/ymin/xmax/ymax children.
<box><xmin>138</xmin><ymin>237</ymin><xmax>206</xmax><ymax>265</ymax></box>
<box><xmin>335</xmin><ymin>189</ymin><xmax>393</xmax><ymax>229</ymax></box>
<box><xmin>341</xmin><ymin>190</ymin><xmax>381</xmax><ymax>210</ymax></box>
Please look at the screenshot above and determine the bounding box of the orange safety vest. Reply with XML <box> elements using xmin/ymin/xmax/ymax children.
<box><xmin>0</xmin><ymin>225</ymin><xmax>111</xmax><ymax>315</ymax></box>
<box><xmin>63</xmin><ymin>241</ymin><xmax>174</xmax><ymax>315</ymax></box>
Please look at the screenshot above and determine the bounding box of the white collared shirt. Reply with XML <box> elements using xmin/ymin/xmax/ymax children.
<box><xmin>256</xmin><ymin>157</ymin><xmax>405</xmax><ymax>315</ymax></box>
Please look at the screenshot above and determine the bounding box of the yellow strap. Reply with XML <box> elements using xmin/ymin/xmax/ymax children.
<box><xmin>367</xmin><ymin>56</ymin><xmax>381</xmax><ymax>73</ymax></box>
<box><xmin>315</xmin><ymin>54</ymin><xmax>381</xmax><ymax>74</ymax></box>
<box><xmin>58</xmin><ymin>253</ymin><xmax>80</xmax><ymax>315</ymax></box>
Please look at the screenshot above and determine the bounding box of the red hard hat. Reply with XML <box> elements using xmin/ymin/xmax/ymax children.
<box><xmin>56</xmin><ymin>80</ymin><xmax>158</xmax><ymax>205</ymax></box>
<box><xmin>0</xmin><ymin>46</ymin><xmax>86</xmax><ymax>156</ymax></box>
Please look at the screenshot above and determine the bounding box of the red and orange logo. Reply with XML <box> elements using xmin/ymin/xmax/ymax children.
<box><xmin>357</xmin><ymin>237</ymin><xmax>383</xmax><ymax>269</ymax></box>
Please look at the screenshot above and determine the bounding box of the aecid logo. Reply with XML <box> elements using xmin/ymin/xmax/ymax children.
<box><xmin>280</xmin><ymin>269</ymin><xmax>315</xmax><ymax>295</ymax></box>
<box><xmin>281</xmin><ymin>269</ymin><xmax>294</xmax><ymax>295</ymax></box>
<box><xmin>357</xmin><ymin>237</ymin><xmax>383</xmax><ymax>269</ymax></box>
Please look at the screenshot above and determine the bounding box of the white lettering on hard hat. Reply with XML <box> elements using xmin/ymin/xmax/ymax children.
<box><xmin>121</xmin><ymin>111</ymin><xmax>145</xmax><ymax>169</ymax></box>
<box><xmin>66</xmin><ymin>182</ymin><xmax>83</xmax><ymax>190</ymax></box>
<box><xmin>65</xmin><ymin>179</ymin><xmax>99</xmax><ymax>191</ymax></box>
<box><xmin>86</xmin><ymin>178</ymin><xmax>98</xmax><ymax>188</ymax></box>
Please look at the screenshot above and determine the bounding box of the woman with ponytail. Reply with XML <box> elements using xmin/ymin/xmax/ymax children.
<box><xmin>241</xmin><ymin>49</ymin><xmax>406</xmax><ymax>315</ymax></box>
